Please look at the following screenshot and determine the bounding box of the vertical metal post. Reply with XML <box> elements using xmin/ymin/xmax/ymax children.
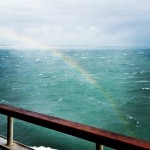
<box><xmin>7</xmin><ymin>116</ymin><xmax>13</xmax><ymax>147</ymax></box>
<box><xmin>96</xmin><ymin>143</ymin><xmax>103</xmax><ymax>150</ymax></box>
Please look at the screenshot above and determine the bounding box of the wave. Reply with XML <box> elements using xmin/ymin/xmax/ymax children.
<box><xmin>0</xmin><ymin>99</ymin><xmax>8</xmax><ymax>104</ymax></box>
<box><xmin>31</xmin><ymin>146</ymin><xmax>57</xmax><ymax>150</ymax></box>
<box><xmin>127</xmin><ymin>115</ymin><xmax>140</xmax><ymax>128</ymax></box>
<box><xmin>142</xmin><ymin>88</ymin><xmax>150</xmax><ymax>90</ymax></box>
<box><xmin>134</xmin><ymin>80</ymin><xmax>150</xmax><ymax>83</ymax></box>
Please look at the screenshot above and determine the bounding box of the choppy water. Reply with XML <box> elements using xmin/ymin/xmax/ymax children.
<box><xmin>0</xmin><ymin>47</ymin><xmax>150</xmax><ymax>150</ymax></box>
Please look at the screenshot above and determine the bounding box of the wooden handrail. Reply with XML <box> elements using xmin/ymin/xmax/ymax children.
<box><xmin>0</xmin><ymin>104</ymin><xmax>150</xmax><ymax>150</ymax></box>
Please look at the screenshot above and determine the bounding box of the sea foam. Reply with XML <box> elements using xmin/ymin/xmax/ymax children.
<box><xmin>31</xmin><ymin>146</ymin><xmax>57</xmax><ymax>150</ymax></box>
<box><xmin>142</xmin><ymin>88</ymin><xmax>150</xmax><ymax>90</ymax></box>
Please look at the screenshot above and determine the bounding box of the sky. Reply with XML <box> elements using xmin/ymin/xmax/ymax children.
<box><xmin>0</xmin><ymin>0</ymin><xmax>150</xmax><ymax>46</ymax></box>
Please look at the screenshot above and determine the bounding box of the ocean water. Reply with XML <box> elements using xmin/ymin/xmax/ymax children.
<box><xmin>0</xmin><ymin>47</ymin><xmax>150</xmax><ymax>150</ymax></box>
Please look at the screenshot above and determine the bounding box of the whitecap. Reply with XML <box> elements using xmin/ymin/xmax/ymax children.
<box><xmin>142</xmin><ymin>88</ymin><xmax>150</xmax><ymax>90</ymax></box>
<box><xmin>136</xmin><ymin>121</ymin><xmax>140</xmax><ymax>128</ymax></box>
<box><xmin>128</xmin><ymin>116</ymin><xmax>133</xmax><ymax>119</ymax></box>
<box><xmin>127</xmin><ymin>116</ymin><xmax>140</xmax><ymax>128</ymax></box>
<box><xmin>58</xmin><ymin>98</ymin><xmax>63</xmax><ymax>102</ymax></box>
<box><xmin>82</xmin><ymin>56</ymin><xmax>87</xmax><ymax>59</ymax></box>
<box><xmin>0</xmin><ymin>99</ymin><xmax>8</xmax><ymax>104</ymax></box>
<box><xmin>0</xmin><ymin>99</ymin><xmax>6</xmax><ymax>103</ymax></box>
<box><xmin>140</xmin><ymin>70</ymin><xmax>144</xmax><ymax>74</ymax></box>
<box><xmin>35</xmin><ymin>58</ymin><xmax>40</xmax><ymax>61</ymax></box>
<box><xmin>31</xmin><ymin>146</ymin><xmax>57</xmax><ymax>150</ymax></box>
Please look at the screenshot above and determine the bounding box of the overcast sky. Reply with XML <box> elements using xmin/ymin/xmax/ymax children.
<box><xmin>0</xmin><ymin>0</ymin><xmax>150</xmax><ymax>46</ymax></box>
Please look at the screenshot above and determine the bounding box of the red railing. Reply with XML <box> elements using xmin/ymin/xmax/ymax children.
<box><xmin>0</xmin><ymin>104</ymin><xmax>150</xmax><ymax>150</ymax></box>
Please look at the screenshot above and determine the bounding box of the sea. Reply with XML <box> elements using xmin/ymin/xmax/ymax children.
<box><xmin>0</xmin><ymin>46</ymin><xmax>150</xmax><ymax>150</ymax></box>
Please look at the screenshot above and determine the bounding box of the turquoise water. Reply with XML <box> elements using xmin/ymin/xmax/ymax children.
<box><xmin>0</xmin><ymin>47</ymin><xmax>150</xmax><ymax>149</ymax></box>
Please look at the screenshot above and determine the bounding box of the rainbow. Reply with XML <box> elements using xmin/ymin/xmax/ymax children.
<box><xmin>0</xmin><ymin>27</ymin><xmax>135</xmax><ymax>134</ymax></box>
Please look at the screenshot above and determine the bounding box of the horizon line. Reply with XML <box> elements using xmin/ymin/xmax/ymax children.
<box><xmin>0</xmin><ymin>45</ymin><xmax>150</xmax><ymax>48</ymax></box>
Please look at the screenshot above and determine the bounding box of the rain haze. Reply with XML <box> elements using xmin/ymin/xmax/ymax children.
<box><xmin>0</xmin><ymin>0</ymin><xmax>150</xmax><ymax>46</ymax></box>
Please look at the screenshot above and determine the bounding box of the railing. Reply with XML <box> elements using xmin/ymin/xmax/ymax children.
<box><xmin>0</xmin><ymin>104</ymin><xmax>150</xmax><ymax>150</ymax></box>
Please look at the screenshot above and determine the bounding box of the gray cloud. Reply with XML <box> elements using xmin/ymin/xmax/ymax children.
<box><xmin>0</xmin><ymin>0</ymin><xmax>150</xmax><ymax>46</ymax></box>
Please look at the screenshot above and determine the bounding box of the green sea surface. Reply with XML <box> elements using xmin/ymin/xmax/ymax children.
<box><xmin>0</xmin><ymin>47</ymin><xmax>150</xmax><ymax>150</ymax></box>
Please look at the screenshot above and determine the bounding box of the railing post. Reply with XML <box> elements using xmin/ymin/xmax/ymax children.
<box><xmin>96</xmin><ymin>143</ymin><xmax>103</xmax><ymax>150</ymax></box>
<box><xmin>7</xmin><ymin>116</ymin><xmax>13</xmax><ymax>147</ymax></box>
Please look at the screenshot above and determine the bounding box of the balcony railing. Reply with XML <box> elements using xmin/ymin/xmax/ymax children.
<box><xmin>0</xmin><ymin>104</ymin><xmax>150</xmax><ymax>150</ymax></box>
